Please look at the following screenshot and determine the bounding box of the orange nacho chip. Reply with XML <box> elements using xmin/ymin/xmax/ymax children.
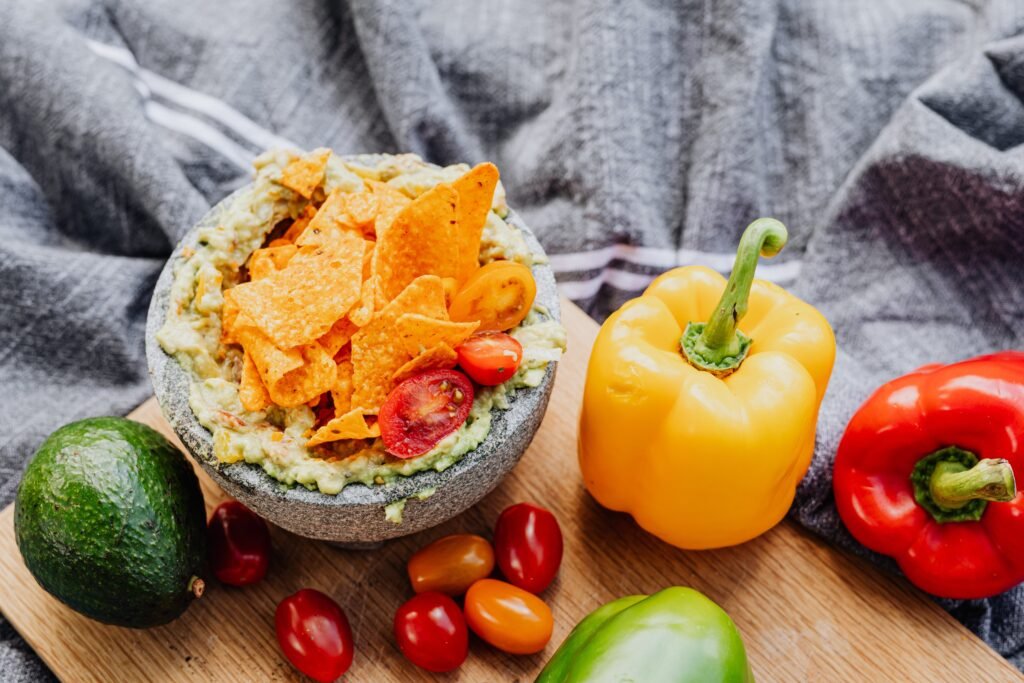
<box><xmin>345</xmin><ymin>190</ymin><xmax>379</xmax><ymax>234</ymax></box>
<box><xmin>331</xmin><ymin>349</ymin><xmax>354</xmax><ymax>414</ymax></box>
<box><xmin>298</xmin><ymin>189</ymin><xmax>366</xmax><ymax>247</ymax></box>
<box><xmin>318</xmin><ymin>318</ymin><xmax>358</xmax><ymax>357</ymax></box>
<box><xmin>348</xmin><ymin>274</ymin><xmax>378</xmax><ymax>327</ymax></box>
<box><xmin>248</xmin><ymin>244</ymin><xmax>298</xmax><ymax>281</ymax></box>
<box><xmin>373</xmin><ymin>183</ymin><xmax>459</xmax><ymax>302</ymax></box>
<box><xmin>366</xmin><ymin>180</ymin><xmax>411</xmax><ymax>237</ymax></box>
<box><xmin>307</xmin><ymin>408</ymin><xmax>380</xmax><ymax>447</ymax></box>
<box><xmin>236</xmin><ymin>325</ymin><xmax>303</xmax><ymax>385</ymax></box>
<box><xmin>221</xmin><ymin>288</ymin><xmax>241</xmax><ymax>344</ymax></box>
<box><xmin>267</xmin><ymin>238</ymin><xmax>292</xmax><ymax>248</ymax></box>
<box><xmin>239</xmin><ymin>351</ymin><xmax>272</xmax><ymax>412</ymax></box>
<box><xmin>231</xmin><ymin>232</ymin><xmax>366</xmax><ymax>348</ymax></box>
<box><xmin>262</xmin><ymin>341</ymin><xmax>337</xmax><ymax>408</ymax></box>
<box><xmin>395</xmin><ymin>314</ymin><xmax>478</xmax><ymax>355</ymax></box>
<box><xmin>391</xmin><ymin>343</ymin><xmax>458</xmax><ymax>384</ymax></box>
<box><xmin>278</xmin><ymin>148</ymin><xmax>331</xmax><ymax>199</ymax></box>
<box><xmin>283</xmin><ymin>205</ymin><xmax>317</xmax><ymax>243</ymax></box>
<box><xmin>351</xmin><ymin>275</ymin><xmax>448</xmax><ymax>413</ymax></box>
<box><xmin>452</xmin><ymin>163</ymin><xmax>499</xmax><ymax>285</ymax></box>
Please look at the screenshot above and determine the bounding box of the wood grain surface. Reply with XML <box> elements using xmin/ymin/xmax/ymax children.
<box><xmin>0</xmin><ymin>300</ymin><xmax>1019</xmax><ymax>682</ymax></box>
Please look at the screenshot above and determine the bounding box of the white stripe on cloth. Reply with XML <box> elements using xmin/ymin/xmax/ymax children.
<box><xmin>85</xmin><ymin>39</ymin><xmax>298</xmax><ymax>167</ymax></box>
<box><xmin>552</xmin><ymin>246</ymin><xmax>802</xmax><ymax>299</ymax></box>
<box><xmin>549</xmin><ymin>243</ymin><xmax>802</xmax><ymax>278</ymax></box>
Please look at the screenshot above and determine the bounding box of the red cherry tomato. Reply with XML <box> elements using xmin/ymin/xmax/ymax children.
<box><xmin>393</xmin><ymin>592</ymin><xmax>468</xmax><ymax>672</ymax></box>
<box><xmin>275</xmin><ymin>589</ymin><xmax>353</xmax><ymax>682</ymax></box>
<box><xmin>494</xmin><ymin>503</ymin><xmax>563</xmax><ymax>593</ymax></box>
<box><xmin>456</xmin><ymin>332</ymin><xmax>524</xmax><ymax>386</ymax></box>
<box><xmin>379</xmin><ymin>369</ymin><xmax>474</xmax><ymax>458</ymax></box>
<box><xmin>207</xmin><ymin>500</ymin><xmax>271</xmax><ymax>586</ymax></box>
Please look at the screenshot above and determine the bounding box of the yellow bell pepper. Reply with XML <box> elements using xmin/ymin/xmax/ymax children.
<box><xmin>579</xmin><ymin>219</ymin><xmax>835</xmax><ymax>549</ymax></box>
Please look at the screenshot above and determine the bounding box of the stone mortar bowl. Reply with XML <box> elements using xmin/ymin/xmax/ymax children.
<box><xmin>146</xmin><ymin>174</ymin><xmax>559</xmax><ymax>547</ymax></box>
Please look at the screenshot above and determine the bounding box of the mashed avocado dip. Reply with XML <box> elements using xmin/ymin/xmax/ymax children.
<box><xmin>158</xmin><ymin>150</ymin><xmax>565</xmax><ymax>496</ymax></box>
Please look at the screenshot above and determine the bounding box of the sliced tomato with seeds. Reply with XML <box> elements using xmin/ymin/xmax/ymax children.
<box><xmin>379</xmin><ymin>369</ymin><xmax>475</xmax><ymax>458</ymax></box>
<box><xmin>456</xmin><ymin>332</ymin><xmax>523</xmax><ymax>386</ymax></box>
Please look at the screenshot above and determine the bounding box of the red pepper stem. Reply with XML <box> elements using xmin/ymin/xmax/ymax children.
<box><xmin>911</xmin><ymin>447</ymin><xmax>1016</xmax><ymax>523</ymax></box>
<box><xmin>930</xmin><ymin>458</ymin><xmax>1016</xmax><ymax>509</ymax></box>
<box><xmin>680</xmin><ymin>218</ymin><xmax>788</xmax><ymax>377</ymax></box>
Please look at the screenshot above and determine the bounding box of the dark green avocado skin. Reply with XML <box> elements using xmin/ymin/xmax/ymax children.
<box><xmin>14</xmin><ymin>417</ymin><xmax>207</xmax><ymax>628</ymax></box>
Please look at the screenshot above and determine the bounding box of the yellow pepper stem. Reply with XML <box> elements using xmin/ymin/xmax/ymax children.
<box><xmin>680</xmin><ymin>218</ymin><xmax>788</xmax><ymax>377</ymax></box>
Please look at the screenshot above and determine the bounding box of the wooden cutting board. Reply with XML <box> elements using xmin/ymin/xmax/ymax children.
<box><xmin>0</xmin><ymin>300</ymin><xmax>1019</xmax><ymax>682</ymax></box>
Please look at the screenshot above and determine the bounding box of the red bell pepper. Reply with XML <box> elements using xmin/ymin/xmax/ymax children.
<box><xmin>833</xmin><ymin>352</ymin><xmax>1024</xmax><ymax>599</ymax></box>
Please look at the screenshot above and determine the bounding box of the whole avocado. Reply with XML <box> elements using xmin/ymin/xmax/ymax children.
<box><xmin>15</xmin><ymin>417</ymin><xmax>207</xmax><ymax>628</ymax></box>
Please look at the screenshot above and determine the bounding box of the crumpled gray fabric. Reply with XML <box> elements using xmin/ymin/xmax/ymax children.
<box><xmin>1</xmin><ymin>0</ymin><xmax>1023</xmax><ymax>678</ymax></box>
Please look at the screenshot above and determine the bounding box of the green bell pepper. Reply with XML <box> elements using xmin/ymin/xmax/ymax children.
<box><xmin>536</xmin><ymin>587</ymin><xmax>753</xmax><ymax>683</ymax></box>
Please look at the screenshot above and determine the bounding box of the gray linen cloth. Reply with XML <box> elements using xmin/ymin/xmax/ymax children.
<box><xmin>1</xmin><ymin>1</ymin><xmax>1023</xmax><ymax>678</ymax></box>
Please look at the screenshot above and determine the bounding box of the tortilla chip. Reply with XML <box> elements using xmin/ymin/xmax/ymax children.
<box><xmin>391</xmin><ymin>343</ymin><xmax>458</xmax><ymax>384</ymax></box>
<box><xmin>267</xmin><ymin>238</ymin><xmax>292</xmax><ymax>248</ymax></box>
<box><xmin>239</xmin><ymin>351</ymin><xmax>272</xmax><ymax>412</ymax></box>
<box><xmin>318</xmin><ymin>318</ymin><xmax>358</xmax><ymax>357</ymax></box>
<box><xmin>307</xmin><ymin>408</ymin><xmax>380</xmax><ymax>447</ymax></box>
<box><xmin>441</xmin><ymin>277</ymin><xmax>458</xmax><ymax>308</ymax></box>
<box><xmin>221</xmin><ymin>288</ymin><xmax>241</xmax><ymax>344</ymax></box>
<box><xmin>283</xmin><ymin>205</ymin><xmax>317</xmax><ymax>243</ymax></box>
<box><xmin>351</xmin><ymin>275</ymin><xmax>448</xmax><ymax>412</ymax></box>
<box><xmin>262</xmin><ymin>341</ymin><xmax>337</xmax><ymax>408</ymax></box>
<box><xmin>231</xmin><ymin>233</ymin><xmax>366</xmax><ymax>348</ymax></box>
<box><xmin>452</xmin><ymin>163</ymin><xmax>499</xmax><ymax>285</ymax></box>
<box><xmin>331</xmin><ymin>350</ymin><xmax>353</xmax><ymax>414</ymax></box>
<box><xmin>373</xmin><ymin>183</ymin><xmax>459</xmax><ymax>302</ymax></box>
<box><xmin>366</xmin><ymin>180</ymin><xmax>411</xmax><ymax>237</ymax></box>
<box><xmin>279</xmin><ymin>148</ymin><xmax>331</xmax><ymax>199</ymax></box>
<box><xmin>345</xmin><ymin>190</ymin><xmax>379</xmax><ymax>234</ymax></box>
<box><xmin>395</xmin><ymin>314</ymin><xmax>478</xmax><ymax>355</ymax></box>
<box><xmin>348</xmin><ymin>275</ymin><xmax>377</xmax><ymax>327</ymax></box>
<box><xmin>248</xmin><ymin>244</ymin><xmax>298</xmax><ymax>281</ymax></box>
<box><xmin>298</xmin><ymin>189</ymin><xmax>362</xmax><ymax>247</ymax></box>
<box><xmin>237</xmin><ymin>326</ymin><xmax>303</xmax><ymax>386</ymax></box>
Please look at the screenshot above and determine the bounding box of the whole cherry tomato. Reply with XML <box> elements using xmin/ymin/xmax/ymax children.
<box><xmin>494</xmin><ymin>502</ymin><xmax>563</xmax><ymax>593</ymax></box>
<box><xmin>207</xmin><ymin>500</ymin><xmax>271</xmax><ymax>586</ymax></box>
<box><xmin>456</xmin><ymin>332</ymin><xmax>524</xmax><ymax>386</ymax></box>
<box><xmin>275</xmin><ymin>589</ymin><xmax>354</xmax><ymax>682</ymax></box>
<box><xmin>407</xmin><ymin>533</ymin><xmax>495</xmax><ymax>596</ymax></box>
<box><xmin>463</xmin><ymin>579</ymin><xmax>553</xmax><ymax>654</ymax></box>
<box><xmin>394</xmin><ymin>592</ymin><xmax>468</xmax><ymax>672</ymax></box>
<box><xmin>379</xmin><ymin>369</ymin><xmax>474</xmax><ymax>458</ymax></box>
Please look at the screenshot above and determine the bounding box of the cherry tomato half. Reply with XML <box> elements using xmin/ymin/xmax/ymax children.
<box><xmin>464</xmin><ymin>579</ymin><xmax>553</xmax><ymax>654</ymax></box>
<box><xmin>494</xmin><ymin>502</ymin><xmax>564</xmax><ymax>593</ymax></box>
<box><xmin>394</xmin><ymin>592</ymin><xmax>468</xmax><ymax>672</ymax></box>
<box><xmin>449</xmin><ymin>261</ymin><xmax>536</xmax><ymax>332</ymax></box>
<box><xmin>456</xmin><ymin>332</ymin><xmax>524</xmax><ymax>386</ymax></box>
<box><xmin>207</xmin><ymin>500</ymin><xmax>271</xmax><ymax>587</ymax></box>
<box><xmin>407</xmin><ymin>534</ymin><xmax>495</xmax><ymax>596</ymax></box>
<box><xmin>275</xmin><ymin>589</ymin><xmax>353</xmax><ymax>682</ymax></box>
<box><xmin>379</xmin><ymin>369</ymin><xmax>474</xmax><ymax>458</ymax></box>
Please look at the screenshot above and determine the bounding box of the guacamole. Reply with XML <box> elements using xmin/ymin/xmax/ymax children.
<box><xmin>158</xmin><ymin>150</ymin><xmax>565</xmax><ymax>495</ymax></box>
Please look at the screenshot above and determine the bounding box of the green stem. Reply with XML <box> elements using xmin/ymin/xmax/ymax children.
<box><xmin>930</xmin><ymin>459</ymin><xmax>1016</xmax><ymax>508</ymax></box>
<box><xmin>680</xmin><ymin>218</ymin><xmax>788</xmax><ymax>377</ymax></box>
<box><xmin>911</xmin><ymin>447</ymin><xmax>1017</xmax><ymax>523</ymax></box>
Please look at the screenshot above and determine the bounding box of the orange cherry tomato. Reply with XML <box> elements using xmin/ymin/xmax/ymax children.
<box><xmin>456</xmin><ymin>332</ymin><xmax>523</xmax><ymax>386</ymax></box>
<box><xmin>449</xmin><ymin>261</ymin><xmax>536</xmax><ymax>332</ymax></box>
<box><xmin>407</xmin><ymin>534</ymin><xmax>495</xmax><ymax>596</ymax></box>
<box><xmin>463</xmin><ymin>579</ymin><xmax>553</xmax><ymax>654</ymax></box>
